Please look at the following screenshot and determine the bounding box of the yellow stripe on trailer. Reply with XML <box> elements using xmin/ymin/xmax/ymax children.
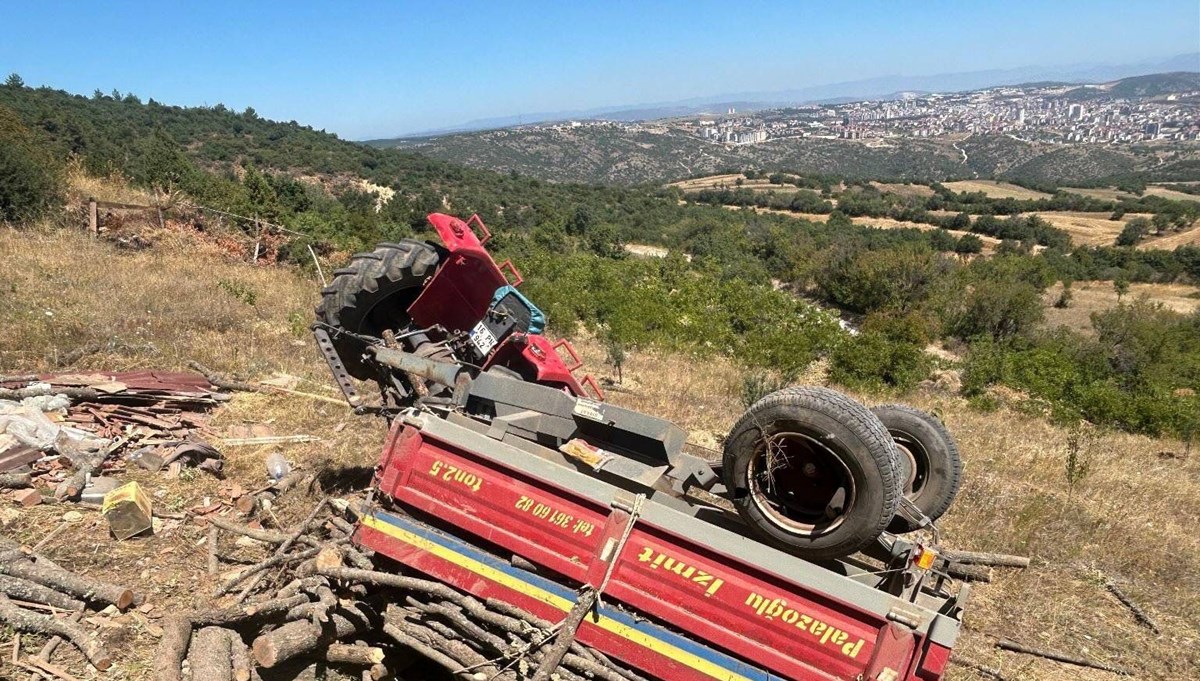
<box><xmin>361</xmin><ymin>514</ymin><xmax>758</xmax><ymax>681</ymax></box>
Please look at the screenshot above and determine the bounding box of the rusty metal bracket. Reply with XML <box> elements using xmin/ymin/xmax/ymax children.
<box><xmin>312</xmin><ymin>326</ymin><xmax>363</xmax><ymax>409</ymax></box>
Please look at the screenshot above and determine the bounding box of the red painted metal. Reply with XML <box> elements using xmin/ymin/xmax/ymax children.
<box><xmin>408</xmin><ymin>213</ymin><xmax>508</xmax><ymax>335</ymax></box>
<box><xmin>406</xmin><ymin>213</ymin><xmax>596</xmax><ymax>399</ymax></box>
<box><xmin>355</xmin><ymin>519</ymin><xmax>734</xmax><ymax>681</ymax></box>
<box><xmin>365</xmin><ymin>421</ymin><xmax>941</xmax><ymax>681</ymax></box>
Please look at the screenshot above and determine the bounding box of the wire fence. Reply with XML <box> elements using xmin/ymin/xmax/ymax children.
<box><xmin>83</xmin><ymin>196</ymin><xmax>328</xmax><ymax>285</ymax></box>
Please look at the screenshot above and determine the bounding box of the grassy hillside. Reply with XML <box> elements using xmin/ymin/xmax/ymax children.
<box><xmin>1</xmin><ymin>225</ymin><xmax>1197</xmax><ymax>680</ymax></box>
<box><xmin>392</xmin><ymin>126</ymin><xmax>970</xmax><ymax>184</ymax></box>
<box><xmin>384</xmin><ymin>126</ymin><xmax>1195</xmax><ymax>187</ymax></box>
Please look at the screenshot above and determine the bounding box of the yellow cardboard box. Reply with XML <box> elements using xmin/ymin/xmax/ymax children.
<box><xmin>101</xmin><ymin>481</ymin><xmax>153</xmax><ymax>540</ymax></box>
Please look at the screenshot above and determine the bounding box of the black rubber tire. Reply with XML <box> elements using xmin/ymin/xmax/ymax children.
<box><xmin>871</xmin><ymin>404</ymin><xmax>963</xmax><ymax>533</ymax></box>
<box><xmin>315</xmin><ymin>240</ymin><xmax>444</xmax><ymax>379</ymax></box>
<box><xmin>723</xmin><ymin>387</ymin><xmax>901</xmax><ymax>561</ymax></box>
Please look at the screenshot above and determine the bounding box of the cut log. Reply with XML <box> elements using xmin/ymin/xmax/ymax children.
<box><xmin>944</xmin><ymin>562</ymin><xmax>993</xmax><ymax>583</ymax></box>
<box><xmin>996</xmin><ymin>639</ymin><xmax>1132</xmax><ymax>676</ymax></box>
<box><xmin>324</xmin><ymin>643</ymin><xmax>386</xmax><ymax>666</ymax></box>
<box><xmin>187</xmin><ymin>626</ymin><xmax>232</xmax><ymax>681</ymax></box>
<box><xmin>216</xmin><ymin>545</ymin><xmax>324</xmax><ymax>597</ymax></box>
<box><xmin>941</xmin><ymin>550</ymin><xmax>1030</xmax><ymax>568</ymax></box>
<box><xmin>315</xmin><ymin>546</ymin><xmax>343</xmax><ymax>571</ymax></box>
<box><xmin>228</xmin><ymin>631</ymin><xmax>254</xmax><ymax>681</ymax></box>
<box><xmin>0</xmin><ymin>473</ymin><xmax>32</xmax><ymax>489</ymax></box>
<box><xmin>207</xmin><ymin>524</ymin><xmax>219</xmax><ymax>575</ymax></box>
<box><xmin>24</xmin><ymin>609</ymin><xmax>85</xmax><ymax>681</ymax></box>
<box><xmin>532</xmin><ymin>588</ymin><xmax>598</xmax><ymax>681</ymax></box>
<box><xmin>1106</xmin><ymin>579</ymin><xmax>1161</xmax><ymax>634</ymax></box>
<box><xmin>154</xmin><ymin>616</ymin><xmax>192</xmax><ymax>681</ymax></box>
<box><xmin>0</xmin><ymin>595</ymin><xmax>111</xmax><ymax>670</ymax></box>
<box><xmin>251</xmin><ymin>603</ymin><xmax>376</xmax><ymax>668</ymax></box>
<box><xmin>0</xmin><ymin>557</ymin><xmax>136</xmax><ymax>610</ymax></box>
<box><xmin>189</xmin><ymin>594</ymin><xmax>311</xmax><ymax>627</ymax></box>
<box><xmin>0</xmin><ymin>576</ymin><xmax>85</xmax><ymax>611</ymax></box>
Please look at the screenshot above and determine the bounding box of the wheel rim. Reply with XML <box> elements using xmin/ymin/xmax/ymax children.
<box><xmin>891</xmin><ymin>430</ymin><xmax>928</xmax><ymax>498</ymax></box>
<box><xmin>747</xmin><ymin>431</ymin><xmax>857</xmax><ymax>537</ymax></box>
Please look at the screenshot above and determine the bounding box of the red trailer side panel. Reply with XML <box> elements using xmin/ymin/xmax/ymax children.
<box><xmin>364</xmin><ymin>421</ymin><xmax>934</xmax><ymax>681</ymax></box>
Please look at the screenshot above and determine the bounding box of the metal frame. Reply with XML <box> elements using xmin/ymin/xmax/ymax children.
<box><xmin>358</xmin><ymin>411</ymin><xmax>963</xmax><ymax>681</ymax></box>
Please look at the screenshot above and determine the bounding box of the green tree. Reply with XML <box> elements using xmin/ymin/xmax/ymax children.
<box><xmin>1114</xmin><ymin>276</ymin><xmax>1130</xmax><ymax>302</ymax></box>
<box><xmin>4</xmin><ymin>73</ymin><xmax>24</xmax><ymax>88</ymax></box>
<box><xmin>0</xmin><ymin>106</ymin><xmax>61</xmax><ymax>223</ymax></box>
<box><xmin>1116</xmin><ymin>217</ymin><xmax>1151</xmax><ymax>246</ymax></box>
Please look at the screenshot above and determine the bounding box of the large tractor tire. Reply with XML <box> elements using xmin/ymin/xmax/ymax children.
<box><xmin>870</xmin><ymin>404</ymin><xmax>962</xmax><ymax>533</ymax></box>
<box><xmin>315</xmin><ymin>240</ymin><xmax>444</xmax><ymax>380</ymax></box>
<box><xmin>723</xmin><ymin>387</ymin><xmax>901</xmax><ymax>561</ymax></box>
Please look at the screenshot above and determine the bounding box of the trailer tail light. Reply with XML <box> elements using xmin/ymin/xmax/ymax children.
<box><xmin>913</xmin><ymin>546</ymin><xmax>938</xmax><ymax>570</ymax></box>
<box><xmin>916</xmin><ymin>642</ymin><xmax>952</xmax><ymax>680</ymax></box>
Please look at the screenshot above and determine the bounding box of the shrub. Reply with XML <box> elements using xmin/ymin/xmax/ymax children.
<box><xmin>828</xmin><ymin>331</ymin><xmax>931</xmax><ymax>392</ymax></box>
<box><xmin>0</xmin><ymin>106</ymin><xmax>61</xmax><ymax>222</ymax></box>
<box><xmin>816</xmin><ymin>246</ymin><xmax>953</xmax><ymax>314</ymax></box>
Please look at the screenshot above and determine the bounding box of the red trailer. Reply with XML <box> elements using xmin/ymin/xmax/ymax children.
<box><xmin>354</xmin><ymin>411</ymin><xmax>966</xmax><ymax>681</ymax></box>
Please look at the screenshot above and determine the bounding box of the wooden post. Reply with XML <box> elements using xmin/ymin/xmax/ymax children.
<box><xmin>154</xmin><ymin>189</ymin><xmax>165</xmax><ymax>230</ymax></box>
<box><xmin>307</xmin><ymin>244</ymin><xmax>327</xmax><ymax>286</ymax></box>
<box><xmin>252</xmin><ymin>215</ymin><xmax>262</xmax><ymax>263</ymax></box>
<box><xmin>87</xmin><ymin>198</ymin><xmax>98</xmax><ymax>237</ymax></box>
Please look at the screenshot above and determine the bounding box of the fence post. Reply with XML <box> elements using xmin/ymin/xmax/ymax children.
<box><xmin>252</xmin><ymin>215</ymin><xmax>262</xmax><ymax>263</ymax></box>
<box><xmin>154</xmin><ymin>189</ymin><xmax>165</xmax><ymax>230</ymax></box>
<box><xmin>87</xmin><ymin>198</ymin><xmax>98</xmax><ymax>237</ymax></box>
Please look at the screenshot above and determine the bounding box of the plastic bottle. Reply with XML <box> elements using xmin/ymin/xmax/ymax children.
<box><xmin>265</xmin><ymin>452</ymin><xmax>290</xmax><ymax>481</ymax></box>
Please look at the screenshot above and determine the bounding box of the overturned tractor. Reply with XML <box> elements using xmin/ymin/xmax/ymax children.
<box><xmin>314</xmin><ymin>213</ymin><xmax>962</xmax><ymax>562</ymax></box>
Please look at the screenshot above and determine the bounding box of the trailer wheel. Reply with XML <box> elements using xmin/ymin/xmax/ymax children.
<box><xmin>315</xmin><ymin>240</ymin><xmax>444</xmax><ymax>379</ymax></box>
<box><xmin>871</xmin><ymin>405</ymin><xmax>962</xmax><ymax>533</ymax></box>
<box><xmin>723</xmin><ymin>387</ymin><xmax>900</xmax><ymax>561</ymax></box>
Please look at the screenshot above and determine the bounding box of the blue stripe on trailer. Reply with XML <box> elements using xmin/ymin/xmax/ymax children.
<box><xmin>367</xmin><ymin>510</ymin><xmax>784</xmax><ymax>681</ymax></box>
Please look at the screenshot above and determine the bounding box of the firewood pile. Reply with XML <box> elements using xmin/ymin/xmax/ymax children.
<box><xmin>0</xmin><ymin>535</ymin><xmax>143</xmax><ymax>677</ymax></box>
<box><xmin>0</xmin><ymin>371</ymin><xmax>229</xmax><ymax>504</ymax></box>
<box><xmin>152</xmin><ymin>499</ymin><xmax>647</xmax><ymax>681</ymax></box>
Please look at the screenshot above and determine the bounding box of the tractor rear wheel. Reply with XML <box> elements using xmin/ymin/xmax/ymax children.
<box><xmin>723</xmin><ymin>387</ymin><xmax>900</xmax><ymax>561</ymax></box>
<box><xmin>870</xmin><ymin>404</ymin><xmax>962</xmax><ymax>533</ymax></box>
<box><xmin>315</xmin><ymin>240</ymin><xmax>444</xmax><ymax>380</ymax></box>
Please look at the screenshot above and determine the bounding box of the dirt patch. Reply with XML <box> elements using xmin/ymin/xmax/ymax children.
<box><xmin>944</xmin><ymin>180</ymin><xmax>1052</xmax><ymax>200</ymax></box>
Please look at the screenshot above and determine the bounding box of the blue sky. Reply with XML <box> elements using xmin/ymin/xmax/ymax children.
<box><xmin>2</xmin><ymin>1</ymin><xmax>1197</xmax><ymax>139</ymax></box>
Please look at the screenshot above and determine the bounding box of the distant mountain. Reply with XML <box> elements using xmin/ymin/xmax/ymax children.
<box><xmin>1066</xmin><ymin>72</ymin><xmax>1200</xmax><ymax>100</ymax></box>
<box><xmin>367</xmin><ymin>53</ymin><xmax>1199</xmax><ymax>140</ymax></box>
<box><xmin>376</xmin><ymin>71</ymin><xmax>1200</xmax><ymax>186</ymax></box>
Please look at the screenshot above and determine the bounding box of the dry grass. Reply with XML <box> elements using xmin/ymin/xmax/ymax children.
<box><xmin>2</xmin><ymin>226</ymin><xmax>1198</xmax><ymax>680</ymax></box>
<box><xmin>870</xmin><ymin>181</ymin><xmax>936</xmax><ymax>198</ymax></box>
<box><xmin>1139</xmin><ymin>223</ymin><xmax>1200</xmax><ymax>250</ymax></box>
<box><xmin>1030</xmin><ymin>211</ymin><xmax>1145</xmax><ymax>247</ymax></box>
<box><xmin>944</xmin><ymin>180</ymin><xmax>1052</xmax><ymax>200</ymax></box>
<box><xmin>1144</xmin><ymin>186</ymin><xmax>1200</xmax><ymax>203</ymax></box>
<box><xmin>742</xmin><ymin>206</ymin><xmax>1002</xmax><ymax>253</ymax></box>
<box><xmin>1059</xmin><ymin>186</ymin><xmax>1136</xmax><ymax>202</ymax></box>
<box><xmin>1043</xmin><ymin>280</ymin><xmax>1200</xmax><ymax>333</ymax></box>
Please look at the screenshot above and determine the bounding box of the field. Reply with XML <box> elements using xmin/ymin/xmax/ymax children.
<box><xmin>1059</xmin><ymin>186</ymin><xmax>1135</xmax><ymax>201</ymax></box>
<box><xmin>669</xmin><ymin>173</ymin><xmax>804</xmax><ymax>195</ymax></box>
<box><xmin>1029</xmin><ymin>211</ymin><xmax>1136</xmax><ymax>246</ymax></box>
<box><xmin>1139</xmin><ymin>222</ymin><xmax>1200</xmax><ymax>249</ymax></box>
<box><xmin>3</xmin><ymin>222</ymin><xmax>1198</xmax><ymax>680</ymax></box>
<box><xmin>1043</xmin><ymin>280</ymin><xmax>1200</xmax><ymax>332</ymax></box>
<box><xmin>1144</xmin><ymin>185</ymin><xmax>1200</xmax><ymax>202</ymax></box>
<box><xmin>734</xmin><ymin>205</ymin><xmax>1003</xmax><ymax>252</ymax></box>
<box><xmin>942</xmin><ymin>180</ymin><xmax>1053</xmax><ymax>200</ymax></box>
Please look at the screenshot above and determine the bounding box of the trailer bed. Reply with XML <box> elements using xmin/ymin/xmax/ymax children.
<box><xmin>354</xmin><ymin>411</ymin><xmax>964</xmax><ymax>681</ymax></box>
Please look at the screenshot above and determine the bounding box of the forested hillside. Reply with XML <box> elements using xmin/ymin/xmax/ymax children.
<box><xmin>2</xmin><ymin>75</ymin><xmax>1198</xmax><ymax>442</ymax></box>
